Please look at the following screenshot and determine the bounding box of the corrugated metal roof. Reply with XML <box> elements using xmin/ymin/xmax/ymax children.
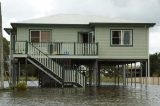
<box><xmin>14</xmin><ymin>14</ymin><xmax>147</xmax><ymax>25</ymax></box>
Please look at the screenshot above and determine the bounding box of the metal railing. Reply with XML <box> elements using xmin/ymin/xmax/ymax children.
<box><xmin>14</xmin><ymin>41</ymin><xmax>98</xmax><ymax>56</ymax></box>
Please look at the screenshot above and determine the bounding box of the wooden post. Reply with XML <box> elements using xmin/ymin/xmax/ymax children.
<box><xmin>0</xmin><ymin>2</ymin><xmax>4</xmax><ymax>89</ymax></box>
<box><xmin>25</xmin><ymin>58</ymin><xmax>28</xmax><ymax>86</ymax></box>
<box><xmin>89</xmin><ymin>65</ymin><xmax>92</xmax><ymax>87</ymax></box>
<box><xmin>140</xmin><ymin>62</ymin><xmax>143</xmax><ymax>87</ymax></box>
<box><xmin>134</xmin><ymin>62</ymin><xmax>136</xmax><ymax>87</ymax></box>
<box><xmin>118</xmin><ymin>65</ymin><xmax>119</xmax><ymax>86</ymax></box>
<box><xmin>97</xmin><ymin>64</ymin><xmax>101</xmax><ymax>87</ymax></box>
<box><xmin>145</xmin><ymin>61</ymin><xmax>148</xmax><ymax>87</ymax></box>
<box><xmin>17</xmin><ymin>60</ymin><xmax>21</xmax><ymax>83</ymax></box>
<box><xmin>123</xmin><ymin>64</ymin><xmax>126</xmax><ymax>86</ymax></box>
<box><xmin>93</xmin><ymin>60</ymin><xmax>98</xmax><ymax>87</ymax></box>
<box><xmin>131</xmin><ymin>63</ymin><xmax>133</xmax><ymax>86</ymax></box>
<box><xmin>126</xmin><ymin>64</ymin><xmax>128</xmax><ymax>86</ymax></box>
<box><xmin>114</xmin><ymin>65</ymin><xmax>116</xmax><ymax>85</ymax></box>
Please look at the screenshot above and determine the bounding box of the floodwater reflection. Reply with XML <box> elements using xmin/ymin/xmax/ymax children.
<box><xmin>0</xmin><ymin>84</ymin><xmax>160</xmax><ymax>106</ymax></box>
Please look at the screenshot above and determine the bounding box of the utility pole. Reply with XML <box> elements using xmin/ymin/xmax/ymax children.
<box><xmin>0</xmin><ymin>2</ymin><xmax>4</xmax><ymax>89</ymax></box>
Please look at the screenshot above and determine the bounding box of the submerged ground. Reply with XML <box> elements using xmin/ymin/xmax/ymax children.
<box><xmin>0</xmin><ymin>83</ymin><xmax>160</xmax><ymax>106</ymax></box>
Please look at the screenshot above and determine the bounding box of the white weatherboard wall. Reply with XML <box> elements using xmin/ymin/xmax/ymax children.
<box><xmin>16</xmin><ymin>26</ymin><xmax>92</xmax><ymax>42</ymax></box>
<box><xmin>16</xmin><ymin>25</ymin><xmax>149</xmax><ymax>59</ymax></box>
<box><xmin>95</xmin><ymin>26</ymin><xmax>148</xmax><ymax>59</ymax></box>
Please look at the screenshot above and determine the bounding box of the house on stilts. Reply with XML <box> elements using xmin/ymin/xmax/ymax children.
<box><xmin>4</xmin><ymin>14</ymin><xmax>155</xmax><ymax>88</ymax></box>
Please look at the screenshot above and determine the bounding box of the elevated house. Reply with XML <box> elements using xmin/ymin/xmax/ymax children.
<box><xmin>4</xmin><ymin>14</ymin><xmax>155</xmax><ymax>87</ymax></box>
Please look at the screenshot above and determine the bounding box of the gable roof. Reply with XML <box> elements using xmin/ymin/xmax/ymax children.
<box><xmin>10</xmin><ymin>14</ymin><xmax>155</xmax><ymax>27</ymax></box>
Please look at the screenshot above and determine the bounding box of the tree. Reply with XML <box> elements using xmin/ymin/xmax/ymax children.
<box><xmin>150</xmin><ymin>53</ymin><xmax>160</xmax><ymax>77</ymax></box>
<box><xmin>3</xmin><ymin>37</ymin><xmax>9</xmax><ymax>72</ymax></box>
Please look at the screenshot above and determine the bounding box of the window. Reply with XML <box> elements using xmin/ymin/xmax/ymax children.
<box><xmin>30</xmin><ymin>30</ymin><xmax>51</xmax><ymax>42</ymax></box>
<box><xmin>111</xmin><ymin>30</ymin><xmax>132</xmax><ymax>46</ymax></box>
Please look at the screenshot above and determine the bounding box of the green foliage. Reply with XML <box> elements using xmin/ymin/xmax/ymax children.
<box><xmin>150</xmin><ymin>53</ymin><xmax>160</xmax><ymax>76</ymax></box>
<box><xmin>3</xmin><ymin>37</ymin><xmax>9</xmax><ymax>72</ymax></box>
<box><xmin>16</xmin><ymin>82</ymin><xmax>27</xmax><ymax>91</ymax></box>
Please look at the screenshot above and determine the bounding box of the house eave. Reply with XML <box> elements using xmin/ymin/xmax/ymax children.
<box><xmin>90</xmin><ymin>22</ymin><xmax>156</xmax><ymax>27</ymax></box>
<box><xmin>11</xmin><ymin>22</ymin><xmax>156</xmax><ymax>28</ymax></box>
<box><xmin>4</xmin><ymin>28</ymin><xmax>13</xmax><ymax>35</ymax></box>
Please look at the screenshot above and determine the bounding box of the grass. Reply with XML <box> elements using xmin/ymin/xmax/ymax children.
<box><xmin>4</xmin><ymin>76</ymin><xmax>38</xmax><ymax>81</ymax></box>
<box><xmin>101</xmin><ymin>76</ymin><xmax>123</xmax><ymax>82</ymax></box>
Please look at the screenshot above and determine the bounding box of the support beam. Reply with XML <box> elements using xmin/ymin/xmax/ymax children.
<box><xmin>148</xmin><ymin>59</ymin><xmax>150</xmax><ymax>85</ymax></box>
<box><xmin>17</xmin><ymin>60</ymin><xmax>21</xmax><ymax>83</ymax></box>
<box><xmin>126</xmin><ymin>64</ymin><xmax>128</xmax><ymax>86</ymax></box>
<box><xmin>0</xmin><ymin>2</ymin><xmax>4</xmax><ymax>89</ymax></box>
<box><xmin>97</xmin><ymin>64</ymin><xmax>101</xmax><ymax>87</ymax></box>
<box><xmin>12</xmin><ymin>58</ymin><xmax>17</xmax><ymax>88</ymax></box>
<box><xmin>93</xmin><ymin>60</ymin><xmax>98</xmax><ymax>87</ymax></box>
<box><xmin>118</xmin><ymin>65</ymin><xmax>119</xmax><ymax>86</ymax></box>
<box><xmin>25</xmin><ymin>58</ymin><xmax>28</xmax><ymax>86</ymax></box>
<box><xmin>135</xmin><ymin>62</ymin><xmax>136</xmax><ymax>87</ymax></box>
<box><xmin>123</xmin><ymin>64</ymin><xmax>126</xmax><ymax>86</ymax></box>
<box><xmin>89</xmin><ymin>65</ymin><xmax>92</xmax><ymax>87</ymax></box>
<box><xmin>131</xmin><ymin>63</ymin><xmax>133</xmax><ymax>86</ymax></box>
<box><xmin>145</xmin><ymin>61</ymin><xmax>148</xmax><ymax>86</ymax></box>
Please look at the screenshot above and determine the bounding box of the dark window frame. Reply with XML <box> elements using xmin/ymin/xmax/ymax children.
<box><xmin>29</xmin><ymin>29</ymin><xmax>52</xmax><ymax>43</ymax></box>
<box><xmin>110</xmin><ymin>29</ymin><xmax>133</xmax><ymax>47</ymax></box>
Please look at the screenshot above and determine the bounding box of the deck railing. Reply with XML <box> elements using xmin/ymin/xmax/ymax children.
<box><xmin>14</xmin><ymin>41</ymin><xmax>98</xmax><ymax>56</ymax></box>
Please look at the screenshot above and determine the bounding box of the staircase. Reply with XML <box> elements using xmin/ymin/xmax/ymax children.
<box><xmin>27</xmin><ymin>42</ymin><xmax>86</xmax><ymax>87</ymax></box>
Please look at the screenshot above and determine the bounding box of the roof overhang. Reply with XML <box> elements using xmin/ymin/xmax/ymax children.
<box><xmin>4</xmin><ymin>28</ymin><xmax>13</xmax><ymax>35</ymax></box>
<box><xmin>11</xmin><ymin>22</ymin><xmax>156</xmax><ymax>29</ymax></box>
<box><xmin>90</xmin><ymin>22</ymin><xmax>156</xmax><ymax>27</ymax></box>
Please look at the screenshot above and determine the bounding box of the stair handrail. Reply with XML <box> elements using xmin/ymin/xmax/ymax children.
<box><xmin>27</xmin><ymin>42</ymin><xmax>63</xmax><ymax>79</ymax></box>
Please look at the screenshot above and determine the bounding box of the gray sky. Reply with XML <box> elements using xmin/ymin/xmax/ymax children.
<box><xmin>1</xmin><ymin>0</ymin><xmax>160</xmax><ymax>53</ymax></box>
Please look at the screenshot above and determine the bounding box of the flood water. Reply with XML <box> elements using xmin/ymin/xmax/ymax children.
<box><xmin>0</xmin><ymin>84</ymin><xmax>160</xmax><ymax>106</ymax></box>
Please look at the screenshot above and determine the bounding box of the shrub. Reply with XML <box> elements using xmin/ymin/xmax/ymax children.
<box><xmin>16</xmin><ymin>82</ymin><xmax>27</xmax><ymax>91</ymax></box>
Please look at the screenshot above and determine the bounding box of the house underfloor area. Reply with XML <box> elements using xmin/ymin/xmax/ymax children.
<box><xmin>9</xmin><ymin>57</ymin><xmax>150</xmax><ymax>88</ymax></box>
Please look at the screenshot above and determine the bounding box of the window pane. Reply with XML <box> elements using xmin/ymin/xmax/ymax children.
<box><xmin>31</xmin><ymin>38</ymin><xmax>39</xmax><ymax>43</ymax></box>
<box><xmin>112</xmin><ymin>38</ymin><xmax>121</xmax><ymax>44</ymax></box>
<box><xmin>41</xmin><ymin>31</ymin><xmax>50</xmax><ymax>42</ymax></box>
<box><xmin>31</xmin><ymin>31</ymin><xmax>40</xmax><ymax>37</ymax></box>
<box><xmin>30</xmin><ymin>31</ymin><xmax>40</xmax><ymax>42</ymax></box>
<box><xmin>123</xmin><ymin>31</ymin><xmax>131</xmax><ymax>45</ymax></box>
<box><xmin>112</xmin><ymin>31</ymin><xmax>121</xmax><ymax>37</ymax></box>
<box><xmin>112</xmin><ymin>31</ymin><xmax>121</xmax><ymax>45</ymax></box>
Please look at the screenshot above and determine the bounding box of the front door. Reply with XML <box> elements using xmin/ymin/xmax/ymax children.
<box><xmin>78</xmin><ymin>32</ymin><xmax>95</xmax><ymax>55</ymax></box>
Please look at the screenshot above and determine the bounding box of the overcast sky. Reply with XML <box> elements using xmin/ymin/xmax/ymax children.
<box><xmin>1</xmin><ymin>0</ymin><xmax>160</xmax><ymax>54</ymax></box>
